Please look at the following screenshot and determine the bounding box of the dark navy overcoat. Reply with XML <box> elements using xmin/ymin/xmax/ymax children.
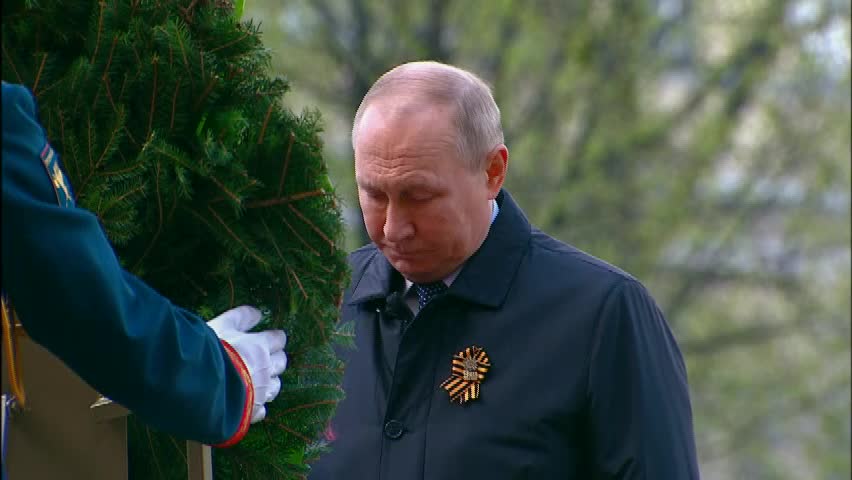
<box><xmin>310</xmin><ymin>190</ymin><xmax>700</xmax><ymax>479</ymax></box>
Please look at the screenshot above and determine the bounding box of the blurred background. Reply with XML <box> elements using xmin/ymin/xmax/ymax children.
<box><xmin>244</xmin><ymin>0</ymin><xmax>850</xmax><ymax>478</ymax></box>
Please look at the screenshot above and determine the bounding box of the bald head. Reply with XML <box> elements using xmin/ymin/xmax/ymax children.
<box><xmin>352</xmin><ymin>61</ymin><xmax>504</xmax><ymax>170</ymax></box>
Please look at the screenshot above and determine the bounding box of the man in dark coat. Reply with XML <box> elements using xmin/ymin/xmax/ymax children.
<box><xmin>309</xmin><ymin>62</ymin><xmax>700</xmax><ymax>479</ymax></box>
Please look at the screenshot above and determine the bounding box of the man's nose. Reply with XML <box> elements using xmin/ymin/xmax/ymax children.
<box><xmin>383</xmin><ymin>202</ymin><xmax>414</xmax><ymax>242</ymax></box>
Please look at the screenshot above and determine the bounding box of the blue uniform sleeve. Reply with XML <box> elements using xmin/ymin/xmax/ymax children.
<box><xmin>586</xmin><ymin>279</ymin><xmax>700</xmax><ymax>479</ymax></box>
<box><xmin>1</xmin><ymin>82</ymin><xmax>252</xmax><ymax>446</ymax></box>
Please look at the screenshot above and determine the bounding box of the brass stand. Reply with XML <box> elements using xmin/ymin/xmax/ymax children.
<box><xmin>2</xmin><ymin>333</ymin><xmax>215</xmax><ymax>480</ymax></box>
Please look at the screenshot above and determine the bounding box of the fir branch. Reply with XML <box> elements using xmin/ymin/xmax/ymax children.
<box><xmin>32</xmin><ymin>52</ymin><xmax>47</xmax><ymax>95</ymax></box>
<box><xmin>168</xmin><ymin>436</ymin><xmax>188</xmax><ymax>465</ymax></box>
<box><xmin>245</xmin><ymin>190</ymin><xmax>325</xmax><ymax>209</ymax></box>
<box><xmin>1</xmin><ymin>43</ymin><xmax>23</xmax><ymax>84</ymax></box>
<box><xmin>277</xmin><ymin>131</ymin><xmax>296</xmax><ymax>196</ymax></box>
<box><xmin>91</xmin><ymin>1</ymin><xmax>105</xmax><ymax>64</ymax></box>
<box><xmin>178</xmin><ymin>0</ymin><xmax>201</xmax><ymax>25</ymax></box>
<box><xmin>147</xmin><ymin>55</ymin><xmax>159</xmax><ymax>138</ymax></box>
<box><xmin>291</xmin><ymin>364</ymin><xmax>344</xmax><ymax>372</ymax></box>
<box><xmin>206</xmin><ymin>205</ymin><xmax>269</xmax><ymax>268</ymax></box>
<box><xmin>33</xmin><ymin>76</ymin><xmax>63</xmax><ymax>97</ymax></box>
<box><xmin>98</xmin><ymin>160</ymin><xmax>146</xmax><ymax>178</ymax></box>
<box><xmin>180</xmin><ymin>271</ymin><xmax>209</xmax><ymax>297</ymax></box>
<box><xmin>199</xmin><ymin>49</ymin><xmax>205</xmax><ymax>81</ymax></box>
<box><xmin>227</xmin><ymin>276</ymin><xmax>235</xmax><ymax>307</ymax></box>
<box><xmin>87</xmin><ymin>113</ymin><xmax>94</xmax><ymax>170</ymax></box>
<box><xmin>257</xmin><ymin>101</ymin><xmax>274</xmax><ymax>144</ymax></box>
<box><xmin>123</xmin><ymin>126</ymin><xmax>140</xmax><ymax>148</ymax></box>
<box><xmin>315</xmin><ymin>311</ymin><xmax>329</xmax><ymax>344</ymax></box>
<box><xmin>118</xmin><ymin>71</ymin><xmax>130</xmax><ymax>104</ymax></box>
<box><xmin>175</xmin><ymin>23</ymin><xmax>190</xmax><ymax>74</ymax></box>
<box><xmin>208</xmin><ymin>175</ymin><xmax>242</xmax><ymax>205</ymax></box>
<box><xmin>96</xmin><ymin>112</ymin><xmax>123</xmax><ymax>168</ymax></box>
<box><xmin>130</xmin><ymin>40</ymin><xmax>142</xmax><ymax>66</ymax></box>
<box><xmin>92</xmin><ymin>76</ymin><xmax>103</xmax><ymax>115</ymax></box>
<box><xmin>287</xmin><ymin>264</ymin><xmax>308</xmax><ymax>300</ymax></box>
<box><xmin>132</xmin><ymin>161</ymin><xmax>164</xmax><ymax>272</ymax></box>
<box><xmin>209</xmin><ymin>31</ymin><xmax>251</xmax><ymax>54</ymax></box>
<box><xmin>288</xmin><ymin>204</ymin><xmax>335</xmax><ymax>252</ymax></box>
<box><xmin>262</xmin><ymin>424</ymin><xmax>278</xmax><ymax>450</ymax></box>
<box><xmin>275</xmin><ymin>211</ymin><xmax>321</xmax><ymax>257</ymax></box>
<box><xmin>278</xmin><ymin>400</ymin><xmax>338</xmax><ymax>417</ymax></box>
<box><xmin>166</xmin><ymin>189</ymin><xmax>180</xmax><ymax>223</ymax></box>
<box><xmin>102</xmin><ymin>35</ymin><xmax>119</xmax><ymax>78</ymax></box>
<box><xmin>146</xmin><ymin>427</ymin><xmax>166</xmax><ymax>479</ymax></box>
<box><xmin>193</xmin><ymin>76</ymin><xmax>217</xmax><ymax>110</ymax></box>
<box><xmin>101</xmin><ymin>72</ymin><xmax>117</xmax><ymax>114</ymax></box>
<box><xmin>261</xmin><ymin>216</ymin><xmax>305</xmax><ymax>263</ymax></box>
<box><xmin>270</xmin><ymin>420</ymin><xmax>312</xmax><ymax>443</ymax></box>
<box><xmin>99</xmin><ymin>184</ymin><xmax>146</xmax><ymax>216</ymax></box>
<box><xmin>170</xmin><ymin>78</ymin><xmax>181</xmax><ymax>131</ymax></box>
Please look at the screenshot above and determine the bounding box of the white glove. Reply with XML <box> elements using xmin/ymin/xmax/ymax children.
<box><xmin>207</xmin><ymin>306</ymin><xmax>288</xmax><ymax>423</ymax></box>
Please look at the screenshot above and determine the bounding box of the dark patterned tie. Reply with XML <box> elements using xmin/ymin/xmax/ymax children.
<box><xmin>414</xmin><ymin>281</ymin><xmax>448</xmax><ymax>310</ymax></box>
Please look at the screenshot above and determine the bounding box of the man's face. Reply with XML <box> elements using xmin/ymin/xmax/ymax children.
<box><xmin>354</xmin><ymin>103</ymin><xmax>501</xmax><ymax>283</ymax></box>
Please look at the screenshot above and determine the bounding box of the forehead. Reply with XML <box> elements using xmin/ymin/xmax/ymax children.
<box><xmin>354</xmin><ymin>103</ymin><xmax>461</xmax><ymax>186</ymax></box>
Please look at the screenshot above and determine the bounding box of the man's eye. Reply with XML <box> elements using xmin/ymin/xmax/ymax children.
<box><xmin>365</xmin><ymin>190</ymin><xmax>386</xmax><ymax>201</ymax></box>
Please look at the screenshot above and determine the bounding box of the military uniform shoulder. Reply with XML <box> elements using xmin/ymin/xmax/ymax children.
<box><xmin>2</xmin><ymin>83</ymin><xmax>75</xmax><ymax>207</ymax></box>
<box><xmin>2</xmin><ymin>81</ymin><xmax>35</xmax><ymax>109</ymax></box>
<box><xmin>528</xmin><ymin>228</ymin><xmax>637</xmax><ymax>284</ymax></box>
<box><xmin>2</xmin><ymin>81</ymin><xmax>27</xmax><ymax>95</ymax></box>
<box><xmin>2</xmin><ymin>82</ymin><xmax>38</xmax><ymax>130</ymax></box>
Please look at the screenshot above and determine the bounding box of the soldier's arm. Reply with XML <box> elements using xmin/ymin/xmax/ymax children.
<box><xmin>1</xmin><ymin>82</ymin><xmax>252</xmax><ymax>447</ymax></box>
<box><xmin>585</xmin><ymin>279</ymin><xmax>701</xmax><ymax>479</ymax></box>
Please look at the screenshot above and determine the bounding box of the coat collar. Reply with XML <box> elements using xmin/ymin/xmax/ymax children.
<box><xmin>347</xmin><ymin>189</ymin><xmax>531</xmax><ymax>309</ymax></box>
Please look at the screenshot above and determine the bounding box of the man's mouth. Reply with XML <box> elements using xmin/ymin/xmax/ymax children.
<box><xmin>384</xmin><ymin>246</ymin><xmax>423</xmax><ymax>258</ymax></box>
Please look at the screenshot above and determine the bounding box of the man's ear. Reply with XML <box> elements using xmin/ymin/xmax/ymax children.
<box><xmin>484</xmin><ymin>144</ymin><xmax>508</xmax><ymax>199</ymax></box>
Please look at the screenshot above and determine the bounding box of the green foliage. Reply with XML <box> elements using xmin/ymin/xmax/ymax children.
<box><xmin>3</xmin><ymin>0</ymin><xmax>349</xmax><ymax>478</ymax></box>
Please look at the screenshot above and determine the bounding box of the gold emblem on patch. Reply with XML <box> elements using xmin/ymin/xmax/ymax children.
<box><xmin>40</xmin><ymin>143</ymin><xmax>74</xmax><ymax>207</ymax></box>
<box><xmin>439</xmin><ymin>346</ymin><xmax>491</xmax><ymax>404</ymax></box>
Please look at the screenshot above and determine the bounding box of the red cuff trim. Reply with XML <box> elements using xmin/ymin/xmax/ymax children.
<box><xmin>213</xmin><ymin>339</ymin><xmax>254</xmax><ymax>448</ymax></box>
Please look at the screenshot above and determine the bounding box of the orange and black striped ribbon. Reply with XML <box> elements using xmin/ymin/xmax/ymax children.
<box><xmin>439</xmin><ymin>346</ymin><xmax>490</xmax><ymax>404</ymax></box>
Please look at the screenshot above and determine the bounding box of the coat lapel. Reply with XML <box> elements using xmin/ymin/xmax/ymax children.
<box><xmin>448</xmin><ymin>190</ymin><xmax>532</xmax><ymax>309</ymax></box>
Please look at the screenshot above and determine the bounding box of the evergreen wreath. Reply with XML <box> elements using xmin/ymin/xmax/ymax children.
<box><xmin>3</xmin><ymin>0</ymin><xmax>350</xmax><ymax>477</ymax></box>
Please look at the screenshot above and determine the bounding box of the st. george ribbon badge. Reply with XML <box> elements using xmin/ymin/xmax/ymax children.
<box><xmin>439</xmin><ymin>346</ymin><xmax>491</xmax><ymax>404</ymax></box>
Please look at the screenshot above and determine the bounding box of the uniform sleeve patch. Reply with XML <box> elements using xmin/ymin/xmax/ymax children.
<box><xmin>39</xmin><ymin>143</ymin><xmax>74</xmax><ymax>207</ymax></box>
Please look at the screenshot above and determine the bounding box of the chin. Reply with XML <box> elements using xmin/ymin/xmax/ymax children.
<box><xmin>390</xmin><ymin>259</ymin><xmax>435</xmax><ymax>283</ymax></box>
<box><xmin>391</xmin><ymin>261</ymin><xmax>422</xmax><ymax>280</ymax></box>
